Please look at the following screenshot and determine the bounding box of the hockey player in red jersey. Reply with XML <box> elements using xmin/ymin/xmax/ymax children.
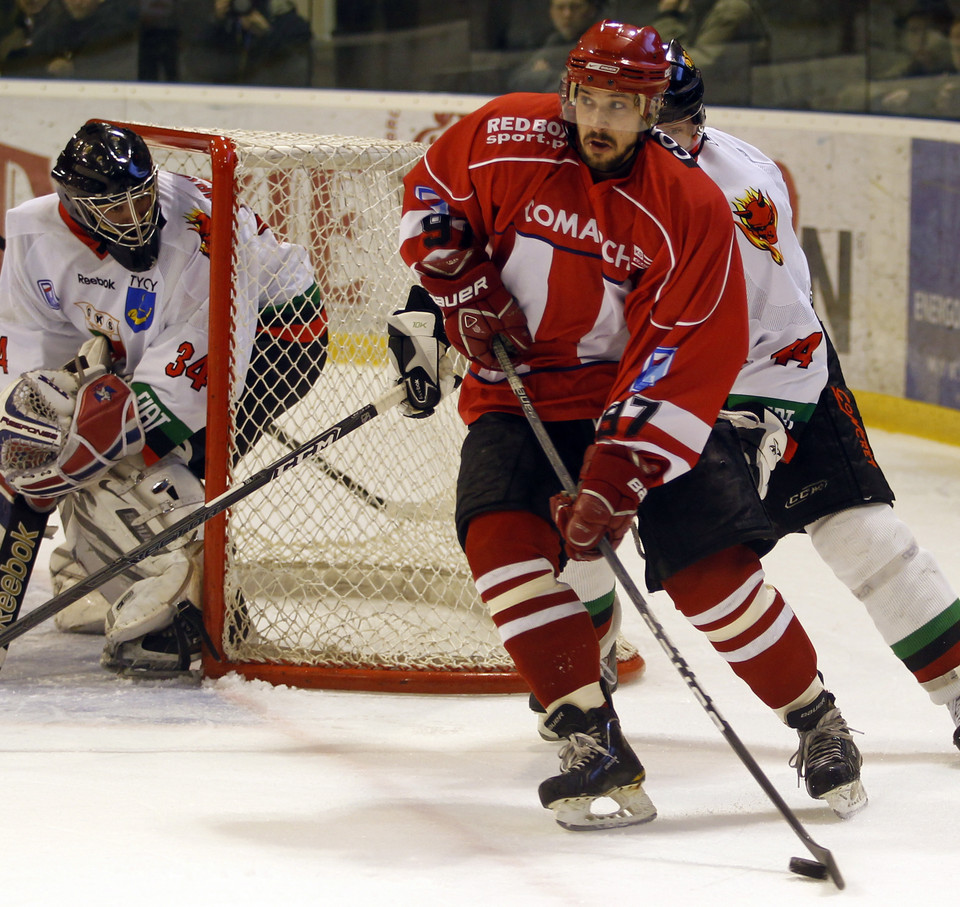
<box><xmin>394</xmin><ymin>20</ymin><xmax>752</xmax><ymax>830</ymax></box>
<box><xmin>654</xmin><ymin>43</ymin><xmax>960</xmax><ymax>755</ymax></box>
<box><xmin>525</xmin><ymin>40</ymin><xmax>879</xmax><ymax>821</ymax></box>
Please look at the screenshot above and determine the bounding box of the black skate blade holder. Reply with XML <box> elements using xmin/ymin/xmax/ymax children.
<box><xmin>493</xmin><ymin>337</ymin><xmax>844</xmax><ymax>890</ymax></box>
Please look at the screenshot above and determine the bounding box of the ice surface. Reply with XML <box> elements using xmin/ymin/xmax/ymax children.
<box><xmin>2</xmin><ymin>426</ymin><xmax>958</xmax><ymax>905</ymax></box>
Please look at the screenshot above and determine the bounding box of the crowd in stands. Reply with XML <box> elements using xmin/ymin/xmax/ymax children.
<box><xmin>0</xmin><ymin>0</ymin><xmax>313</xmax><ymax>84</ymax></box>
<box><xmin>3</xmin><ymin>0</ymin><xmax>960</xmax><ymax>120</ymax></box>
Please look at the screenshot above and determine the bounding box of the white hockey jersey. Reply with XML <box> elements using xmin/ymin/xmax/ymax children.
<box><xmin>0</xmin><ymin>170</ymin><xmax>316</xmax><ymax>460</ymax></box>
<box><xmin>691</xmin><ymin>128</ymin><xmax>829</xmax><ymax>432</ymax></box>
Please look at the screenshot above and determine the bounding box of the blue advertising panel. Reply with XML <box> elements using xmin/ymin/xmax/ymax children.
<box><xmin>908</xmin><ymin>139</ymin><xmax>960</xmax><ymax>410</ymax></box>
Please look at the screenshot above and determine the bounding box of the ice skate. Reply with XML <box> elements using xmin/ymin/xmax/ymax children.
<box><xmin>101</xmin><ymin>602</ymin><xmax>206</xmax><ymax>679</ymax></box>
<box><xmin>538</xmin><ymin>703</ymin><xmax>656</xmax><ymax>830</ymax></box>
<box><xmin>947</xmin><ymin>695</ymin><xmax>960</xmax><ymax>752</ymax></box>
<box><xmin>788</xmin><ymin>691</ymin><xmax>867</xmax><ymax>819</ymax></box>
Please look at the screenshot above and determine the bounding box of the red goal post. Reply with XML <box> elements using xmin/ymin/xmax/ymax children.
<box><xmin>103</xmin><ymin>120</ymin><xmax>645</xmax><ymax>693</ymax></box>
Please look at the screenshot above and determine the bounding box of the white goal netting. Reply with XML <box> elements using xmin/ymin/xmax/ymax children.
<box><xmin>126</xmin><ymin>123</ymin><xmax>640</xmax><ymax>691</ymax></box>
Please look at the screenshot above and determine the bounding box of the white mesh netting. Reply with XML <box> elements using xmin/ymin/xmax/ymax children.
<box><xmin>138</xmin><ymin>125</ymin><xmax>639</xmax><ymax>690</ymax></box>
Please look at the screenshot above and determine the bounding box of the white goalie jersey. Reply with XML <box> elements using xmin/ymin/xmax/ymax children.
<box><xmin>692</xmin><ymin>128</ymin><xmax>829</xmax><ymax>433</ymax></box>
<box><xmin>0</xmin><ymin>170</ymin><xmax>316</xmax><ymax>460</ymax></box>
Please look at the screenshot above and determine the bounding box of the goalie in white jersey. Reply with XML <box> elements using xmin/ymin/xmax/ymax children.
<box><xmin>0</xmin><ymin>121</ymin><xmax>327</xmax><ymax>675</ymax></box>
<box><xmin>653</xmin><ymin>42</ymin><xmax>960</xmax><ymax>756</ymax></box>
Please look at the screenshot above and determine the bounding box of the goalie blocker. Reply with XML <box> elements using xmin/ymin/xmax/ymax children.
<box><xmin>0</xmin><ymin>482</ymin><xmax>50</xmax><ymax>668</ymax></box>
<box><xmin>387</xmin><ymin>285</ymin><xmax>461</xmax><ymax>418</ymax></box>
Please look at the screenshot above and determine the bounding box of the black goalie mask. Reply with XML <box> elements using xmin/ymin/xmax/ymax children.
<box><xmin>52</xmin><ymin>122</ymin><xmax>162</xmax><ymax>272</ymax></box>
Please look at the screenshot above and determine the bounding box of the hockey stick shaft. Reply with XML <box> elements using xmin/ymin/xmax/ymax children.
<box><xmin>0</xmin><ymin>384</ymin><xmax>405</xmax><ymax>651</ymax></box>
<box><xmin>492</xmin><ymin>338</ymin><xmax>843</xmax><ymax>890</ymax></box>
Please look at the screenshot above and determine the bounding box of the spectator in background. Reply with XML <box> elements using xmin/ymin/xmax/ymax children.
<box><xmin>474</xmin><ymin>0</ymin><xmax>556</xmax><ymax>53</ymax></box>
<box><xmin>934</xmin><ymin>17</ymin><xmax>960</xmax><ymax>116</ymax></box>
<box><xmin>182</xmin><ymin>0</ymin><xmax>312</xmax><ymax>86</ymax></box>
<box><xmin>1</xmin><ymin>0</ymin><xmax>37</xmax><ymax>67</ymax></box>
<box><xmin>869</xmin><ymin>0</ymin><xmax>955</xmax><ymax>114</ymax></box>
<box><xmin>647</xmin><ymin>0</ymin><xmax>769</xmax><ymax>104</ymax></box>
<box><xmin>878</xmin><ymin>0</ymin><xmax>953</xmax><ymax>81</ymax></box>
<box><xmin>138</xmin><ymin>0</ymin><xmax>180</xmax><ymax>81</ymax></box>
<box><xmin>650</xmin><ymin>0</ymin><xmax>769</xmax><ymax>64</ymax></box>
<box><xmin>1</xmin><ymin>0</ymin><xmax>138</xmax><ymax>79</ymax></box>
<box><xmin>506</xmin><ymin>0</ymin><xmax>605</xmax><ymax>92</ymax></box>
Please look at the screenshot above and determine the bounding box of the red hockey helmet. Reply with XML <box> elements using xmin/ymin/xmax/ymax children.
<box><xmin>561</xmin><ymin>20</ymin><xmax>670</xmax><ymax>126</ymax></box>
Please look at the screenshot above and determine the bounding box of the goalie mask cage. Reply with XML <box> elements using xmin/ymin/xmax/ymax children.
<box><xmin>104</xmin><ymin>120</ymin><xmax>644</xmax><ymax>693</ymax></box>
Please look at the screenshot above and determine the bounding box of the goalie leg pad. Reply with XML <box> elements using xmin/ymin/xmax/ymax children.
<box><xmin>49</xmin><ymin>542</ymin><xmax>112</xmax><ymax>635</ymax></box>
<box><xmin>49</xmin><ymin>455</ymin><xmax>206</xmax><ymax>657</ymax></box>
<box><xmin>104</xmin><ymin>539</ymin><xmax>204</xmax><ymax>646</ymax></box>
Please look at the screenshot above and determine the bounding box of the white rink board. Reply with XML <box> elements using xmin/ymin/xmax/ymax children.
<box><xmin>3</xmin><ymin>81</ymin><xmax>960</xmax><ymax>405</ymax></box>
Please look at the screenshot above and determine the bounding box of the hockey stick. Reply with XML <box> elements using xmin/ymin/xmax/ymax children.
<box><xmin>261</xmin><ymin>419</ymin><xmax>441</xmax><ymax>521</ymax></box>
<box><xmin>492</xmin><ymin>337</ymin><xmax>844</xmax><ymax>891</ymax></box>
<box><xmin>0</xmin><ymin>482</ymin><xmax>51</xmax><ymax>666</ymax></box>
<box><xmin>0</xmin><ymin>384</ymin><xmax>406</xmax><ymax>652</ymax></box>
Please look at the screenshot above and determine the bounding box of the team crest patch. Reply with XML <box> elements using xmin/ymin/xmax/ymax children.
<box><xmin>37</xmin><ymin>279</ymin><xmax>61</xmax><ymax>310</ymax></box>
<box><xmin>75</xmin><ymin>301</ymin><xmax>121</xmax><ymax>341</ymax></box>
<box><xmin>732</xmin><ymin>188</ymin><xmax>783</xmax><ymax>265</ymax></box>
<box><xmin>185</xmin><ymin>208</ymin><xmax>213</xmax><ymax>257</ymax></box>
<box><xmin>92</xmin><ymin>380</ymin><xmax>116</xmax><ymax>403</ymax></box>
<box><xmin>631</xmin><ymin>346</ymin><xmax>676</xmax><ymax>391</ymax></box>
<box><xmin>415</xmin><ymin>186</ymin><xmax>449</xmax><ymax>214</ymax></box>
<box><xmin>125</xmin><ymin>287</ymin><xmax>156</xmax><ymax>332</ymax></box>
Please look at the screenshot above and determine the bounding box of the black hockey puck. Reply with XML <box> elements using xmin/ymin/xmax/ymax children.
<box><xmin>789</xmin><ymin>857</ymin><xmax>829</xmax><ymax>880</ymax></box>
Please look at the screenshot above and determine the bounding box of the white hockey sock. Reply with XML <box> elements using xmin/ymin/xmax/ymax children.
<box><xmin>560</xmin><ymin>557</ymin><xmax>619</xmax><ymax>658</ymax></box>
<box><xmin>807</xmin><ymin>503</ymin><xmax>960</xmax><ymax>705</ymax></box>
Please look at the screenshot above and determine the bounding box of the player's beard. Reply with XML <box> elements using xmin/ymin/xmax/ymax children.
<box><xmin>577</xmin><ymin>129</ymin><xmax>639</xmax><ymax>175</ymax></box>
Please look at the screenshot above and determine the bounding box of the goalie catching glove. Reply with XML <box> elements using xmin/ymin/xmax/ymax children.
<box><xmin>388</xmin><ymin>285</ymin><xmax>462</xmax><ymax>418</ymax></box>
<box><xmin>551</xmin><ymin>442</ymin><xmax>665</xmax><ymax>561</ymax></box>
<box><xmin>0</xmin><ymin>336</ymin><xmax>144</xmax><ymax>503</ymax></box>
<box><xmin>720</xmin><ymin>405</ymin><xmax>792</xmax><ymax>499</ymax></box>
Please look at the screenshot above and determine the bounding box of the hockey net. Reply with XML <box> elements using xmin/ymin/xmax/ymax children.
<box><xmin>105</xmin><ymin>121</ymin><xmax>644</xmax><ymax>692</ymax></box>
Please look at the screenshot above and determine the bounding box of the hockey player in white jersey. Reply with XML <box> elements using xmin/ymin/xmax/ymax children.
<box><xmin>653</xmin><ymin>42</ymin><xmax>960</xmax><ymax>755</ymax></box>
<box><xmin>0</xmin><ymin>121</ymin><xmax>327</xmax><ymax>675</ymax></box>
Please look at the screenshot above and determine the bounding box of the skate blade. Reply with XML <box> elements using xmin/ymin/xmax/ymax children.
<box><xmin>551</xmin><ymin>782</ymin><xmax>658</xmax><ymax>831</ymax></box>
<box><xmin>119</xmin><ymin>667</ymin><xmax>203</xmax><ymax>684</ymax></box>
<box><xmin>821</xmin><ymin>779</ymin><xmax>868</xmax><ymax>819</ymax></box>
<box><xmin>537</xmin><ymin>716</ymin><xmax>560</xmax><ymax>742</ymax></box>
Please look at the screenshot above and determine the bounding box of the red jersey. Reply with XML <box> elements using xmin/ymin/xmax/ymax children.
<box><xmin>399</xmin><ymin>92</ymin><xmax>748</xmax><ymax>485</ymax></box>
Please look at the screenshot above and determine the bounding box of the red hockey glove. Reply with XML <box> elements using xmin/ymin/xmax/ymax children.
<box><xmin>551</xmin><ymin>443</ymin><xmax>664</xmax><ymax>561</ymax></box>
<box><xmin>418</xmin><ymin>261</ymin><xmax>531</xmax><ymax>370</ymax></box>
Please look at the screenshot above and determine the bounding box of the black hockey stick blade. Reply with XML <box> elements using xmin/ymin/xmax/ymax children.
<box><xmin>0</xmin><ymin>384</ymin><xmax>405</xmax><ymax>652</ymax></box>
<box><xmin>0</xmin><ymin>484</ymin><xmax>51</xmax><ymax>662</ymax></box>
<box><xmin>492</xmin><ymin>337</ymin><xmax>844</xmax><ymax>890</ymax></box>
<box><xmin>262</xmin><ymin>419</ymin><xmax>392</xmax><ymax>510</ymax></box>
<box><xmin>260</xmin><ymin>419</ymin><xmax>440</xmax><ymax>520</ymax></box>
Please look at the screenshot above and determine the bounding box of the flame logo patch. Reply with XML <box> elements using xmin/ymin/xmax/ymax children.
<box><xmin>732</xmin><ymin>188</ymin><xmax>783</xmax><ymax>265</ymax></box>
<box><xmin>185</xmin><ymin>208</ymin><xmax>213</xmax><ymax>257</ymax></box>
